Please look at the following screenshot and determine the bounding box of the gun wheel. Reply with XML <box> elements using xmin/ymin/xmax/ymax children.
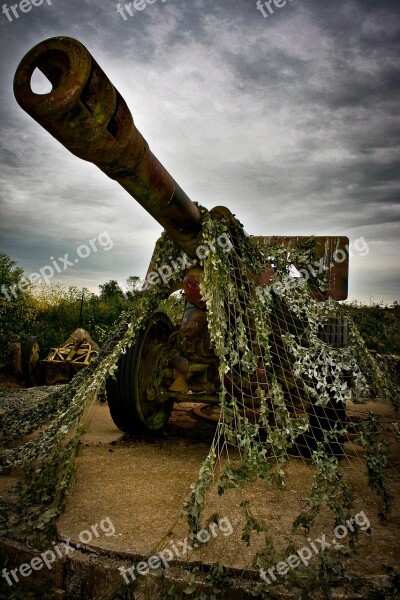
<box><xmin>22</xmin><ymin>336</ymin><xmax>43</xmax><ymax>387</ymax></box>
<box><xmin>106</xmin><ymin>312</ymin><xmax>175</xmax><ymax>434</ymax></box>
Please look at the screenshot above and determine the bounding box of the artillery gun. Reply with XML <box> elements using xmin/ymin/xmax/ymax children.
<box><xmin>19</xmin><ymin>328</ymin><xmax>99</xmax><ymax>387</ymax></box>
<box><xmin>14</xmin><ymin>37</ymin><xmax>350</xmax><ymax>452</ymax></box>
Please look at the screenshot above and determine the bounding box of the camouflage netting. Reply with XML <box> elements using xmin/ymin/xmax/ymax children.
<box><xmin>1</xmin><ymin>208</ymin><xmax>399</xmax><ymax>599</ymax></box>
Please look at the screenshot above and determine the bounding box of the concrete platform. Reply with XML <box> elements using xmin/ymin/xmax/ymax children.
<box><xmin>1</xmin><ymin>391</ymin><xmax>399</xmax><ymax>599</ymax></box>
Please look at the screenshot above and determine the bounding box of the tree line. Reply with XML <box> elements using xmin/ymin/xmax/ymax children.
<box><xmin>0</xmin><ymin>252</ymin><xmax>398</xmax><ymax>368</ymax></box>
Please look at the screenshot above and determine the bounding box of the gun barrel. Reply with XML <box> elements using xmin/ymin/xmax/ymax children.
<box><xmin>13</xmin><ymin>37</ymin><xmax>202</xmax><ymax>256</ymax></box>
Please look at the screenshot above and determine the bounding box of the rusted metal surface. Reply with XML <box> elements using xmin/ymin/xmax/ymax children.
<box><xmin>13</xmin><ymin>37</ymin><xmax>202</xmax><ymax>257</ymax></box>
<box><xmin>169</xmin><ymin>357</ymin><xmax>190</xmax><ymax>393</ymax></box>
<box><xmin>317</xmin><ymin>317</ymin><xmax>349</xmax><ymax>348</ymax></box>
<box><xmin>182</xmin><ymin>267</ymin><xmax>204</xmax><ymax>306</ymax></box>
<box><xmin>254</xmin><ymin>236</ymin><xmax>349</xmax><ymax>300</ymax></box>
<box><xmin>179</xmin><ymin>306</ymin><xmax>208</xmax><ymax>355</ymax></box>
<box><xmin>40</xmin><ymin>328</ymin><xmax>99</xmax><ymax>384</ymax></box>
<box><xmin>164</xmin><ymin>392</ymin><xmax>220</xmax><ymax>404</ymax></box>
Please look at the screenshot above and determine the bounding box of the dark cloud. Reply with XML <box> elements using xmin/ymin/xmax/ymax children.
<box><xmin>0</xmin><ymin>0</ymin><xmax>399</xmax><ymax>302</ymax></box>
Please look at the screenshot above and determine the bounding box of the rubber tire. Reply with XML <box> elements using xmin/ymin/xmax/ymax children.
<box><xmin>22</xmin><ymin>336</ymin><xmax>44</xmax><ymax>387</ymax></box>
<box><xmin>106</xmin><ymin>312</ymin><xmax>175</xmax><ymax>435</ymax></box>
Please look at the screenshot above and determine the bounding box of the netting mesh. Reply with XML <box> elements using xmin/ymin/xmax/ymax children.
<box><xmin>0</xmin><ymin>208</ymin><xmax>399</xmax><ymax>599</ymax></box>
<box><xmin>112</xmin><ymin>210</ymin><xmax>398</xmax><ymax>598</ymax></box>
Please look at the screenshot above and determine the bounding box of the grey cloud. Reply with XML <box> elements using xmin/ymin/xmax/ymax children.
<box><xmin>0</xmin><ymin>0</ymin><xmax>399</xmax><ymax>302</ymax></box>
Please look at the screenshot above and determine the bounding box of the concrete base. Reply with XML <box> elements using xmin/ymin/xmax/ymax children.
<box><xmin>1</xmin><ymin>392</ymin><xmax>399</xmax><ymax>599</ymax></box>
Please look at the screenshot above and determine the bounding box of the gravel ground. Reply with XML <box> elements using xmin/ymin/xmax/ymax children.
<box><xmin>0</xmin><ymin>384</ymin><xmax>64</xmax><ymax>415</ymax></box>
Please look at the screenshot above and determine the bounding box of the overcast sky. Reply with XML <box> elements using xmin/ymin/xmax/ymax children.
<box><xmin>0</xmin><ymin>0</ymin><xmax>399</xmax><ymax>303</ymax></box>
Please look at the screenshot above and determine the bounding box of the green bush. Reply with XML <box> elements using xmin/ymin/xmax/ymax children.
<box><xmin>344</xmin><ymin>301</ymin><xmax>400</xmax><ymax>355</ymax></box>
<box><xmin>0</xmin><ymin>253</ymin><xmax>38</xmax><ymax>365</ymax></box>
